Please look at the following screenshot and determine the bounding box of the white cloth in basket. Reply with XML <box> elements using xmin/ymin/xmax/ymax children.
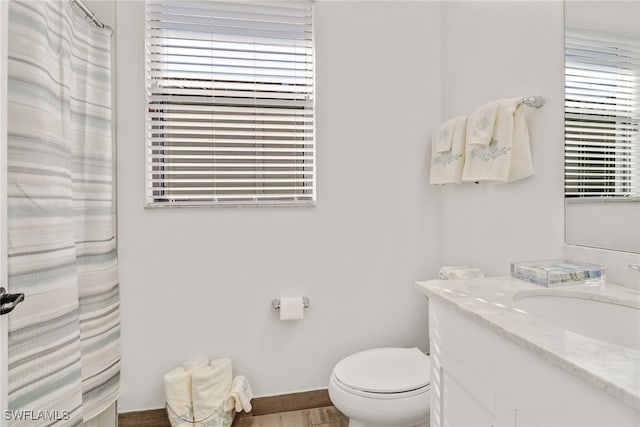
<box><xmin>224</xmin><ymin>375</ymin><xmax>254</xmax><ymax>413</ymax></box>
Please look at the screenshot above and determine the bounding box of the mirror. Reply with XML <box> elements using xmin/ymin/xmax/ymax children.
<box><xmin>564</xmin><ymin>1</ymin><xmax>640</xmax><ymax>253</ymax></box>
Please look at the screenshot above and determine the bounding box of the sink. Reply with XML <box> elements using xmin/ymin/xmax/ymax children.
<box><xmin>513</xmin><ymin>292</ymin><xmax>640</xmax><ymax>351</ymax></box>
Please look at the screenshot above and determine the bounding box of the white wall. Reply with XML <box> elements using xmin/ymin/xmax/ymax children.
<box><xmin>439</xmin><ymin>1</ymin><xmax>565</xmax><ymax>275</ymax></box>
<box><xmin>83</xmin><ymin>0</ymin><xmax>115</xmax><ymax>28</ymax></box>
<box><xmin>116</xmin><ymin>1</ymin><xmax>443</xmax><ymax>412</ymax></box>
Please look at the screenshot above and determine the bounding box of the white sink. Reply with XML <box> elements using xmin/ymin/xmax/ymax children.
<box><xmin>513</xmin><ymin>292</ymin><xmax>640</xmax><ymax>351</ymax></box>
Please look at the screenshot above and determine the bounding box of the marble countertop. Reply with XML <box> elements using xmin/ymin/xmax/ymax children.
<box><xmin>416</xmin><ymin>276</ymin><xmax>640</xmax><ymax>410</ymax></box>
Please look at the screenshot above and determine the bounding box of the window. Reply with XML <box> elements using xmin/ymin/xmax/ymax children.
<box><xmin>145</xmin><ymin>1</ymin><xmax>315</xmax><ymax>206</ymax></box>
<box><xmin>564</xmin><ymin>27</ymin><xmax>640</xmax><ymax>199</ymax></box>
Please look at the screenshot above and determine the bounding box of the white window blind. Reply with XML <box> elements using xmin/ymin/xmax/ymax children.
<box><xmin>565</xmin><ymin>27</ymin><xmax>640</xmax><ymax>198</ymax></box>
<box><xmin>145</xmin><ymin>0</ymin><xmax>315</xmax><ymax>206</ymax></box>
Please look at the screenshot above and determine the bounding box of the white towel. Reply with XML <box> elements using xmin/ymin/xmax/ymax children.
<box><xmin>466</xmin><ymin>100</ymin><xmax>501</xmax><ymax>146</ymax></box>
<box><xmin>506</xmin><ymin>104</ymin><xmax>534</xmax><ymax>182</ymax></box>
<box><xmin>434</xmin><ymin>117</ymin><xmax>457</xmax><ymax>152</ymax></box>
<box><xmin>439</xmin><ymin>266</ymin><xmax>484</xmax><ymax>280</ymax></box>
<box><xmin>463</xmin><ymin>98</ymin><xmax>521</xmax><ymax>182</ymax></box>
<box><xmin>210</xmin><ymin>357</ymin><xmax>233</xmax><ymax>386</ymax></box>
<box><xmin>430</xmin><ymin>116</ymin><xmax>468</xmax><ymax>185</ymax></box>
<box><xmin>164</xmin><ymin>367</ymin><xmax>194</xmax><ymax>426</ymax></box>
<box><xmin>183</xmin><ymin>358</ymin><xmax>209</xmax><ymax>371</ymax></box>
<box><xmin>191</xmin><ymin>358</ymin><xmax>233</xmax><ymax>424</ymax></box>
<box><xmin>224</xmin><ymin>375</ymin><xmax>254</xmax><ymax>413</ymax></box>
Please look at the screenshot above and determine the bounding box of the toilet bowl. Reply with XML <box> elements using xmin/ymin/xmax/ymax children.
<box><xmin>328</xmin><ymin>347</ymin><xmax>431</xmax><ymax>427</ymax></box>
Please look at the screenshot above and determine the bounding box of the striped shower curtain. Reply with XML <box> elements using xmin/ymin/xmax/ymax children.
<box><xmin>6</xmin><ymin>1</ymin><xmax>119</xmax><ymax>424</ymax></box>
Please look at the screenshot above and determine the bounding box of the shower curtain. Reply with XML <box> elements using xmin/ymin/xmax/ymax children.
<box><xmin>6</xmin><ymin>1</ymin><xmax>119</xmax><ymax>424</ymax></box>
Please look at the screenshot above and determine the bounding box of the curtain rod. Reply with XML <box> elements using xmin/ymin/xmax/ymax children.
<box><xmin>69</xmin><ymin>0</ymin><xmax>112</xmax><ymax>33</ymax></box>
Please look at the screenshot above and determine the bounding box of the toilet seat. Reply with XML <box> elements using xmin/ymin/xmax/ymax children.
<box><xmin>332</xmin><ymin>347</ymin><xmax>431</xmax><ymax>398</ymax></box>
<box><xmin>329</xmin><ymin>348</ymin><xmax>431</xmax><ymax>426</ymax></box>
<box><xmin>331</xmin><ymin>372</ymin><xmax>430</xmax><ymax>400</ymax></box>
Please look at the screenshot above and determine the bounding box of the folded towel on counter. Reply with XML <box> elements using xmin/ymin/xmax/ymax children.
<box><xmin>430</xmin><ymin>116</ymin><xmax>468</xmax><ymax>185</ymax></box>
<box><xmin>164</xmin><ymin>367</ymin><xmax>194</xmax><ymax>426</ymax></box>
<box><xmin>466</xmin><ymin>100</ymin><xmax>501</xmax><ymax>146</ymax></box>
<box><xmin>462</xmin><ymin>98</ymin><xmax>533</xmax><ymax>183</ymax></box>
<box><xmin>434</xmin><ymin>117</ymin><xmax>457</xmax><ymax>153</ymax></box>
<box><xmin>191</xmin><ymin>358</ymin><xmax>234</xmax><ymax>425</ymax></box>
<box><xmin>439</xmin><ymin>266</ymin><xmax>484</xmax><ymax>280</ymax></box>
<box><xmin>224</xmin><ymin>375</ymin><xmax>254</xmax><ymax>413</ymax></box>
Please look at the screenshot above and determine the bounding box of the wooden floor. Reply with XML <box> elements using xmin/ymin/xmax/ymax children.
<box><xmin>117</xmin><ymin>390</ymin><xmax>345</xmax><ymax>427</ymax></box>
<box><xmin>232</xmin><ymin>406</ymin><xmax>348</xmax><ymax>427</ymax></box>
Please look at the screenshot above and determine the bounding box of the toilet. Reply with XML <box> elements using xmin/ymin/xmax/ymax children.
<box><xmin>328</xmin><ymin>347</ymin><xmax>431</xmax><ymax>427</ymax></box>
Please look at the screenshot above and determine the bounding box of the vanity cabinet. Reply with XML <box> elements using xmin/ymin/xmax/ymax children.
<box><xmin>437</xmin><ymin>359</ymin><xmax>495</xmax><ymax>426</ymax></box>
<box><xmin>428</xmin><ymin>298</ymin><xmax>640</xmax><ymax>427</ymax></box>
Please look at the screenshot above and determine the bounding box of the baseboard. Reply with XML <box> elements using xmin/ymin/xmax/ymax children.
<box><xmin>118</xmin><ymin>408</ymin><xmax>169</xmax><ymax>427</ymax></box>
<box><xmin>118</xmin><ymin>389</ymin><xmax>331</xmax><ymax>426</ymax></box>
<box><xmin>236</xmin><ymin>389</ymin><xmax>331</xmax><ymax>418</ymax></box>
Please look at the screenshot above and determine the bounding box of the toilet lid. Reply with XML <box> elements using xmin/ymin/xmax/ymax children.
<box><xmin>333</xmin><ymin>347</ymin><xmax>430</xmax><ymax>394</ymax></box>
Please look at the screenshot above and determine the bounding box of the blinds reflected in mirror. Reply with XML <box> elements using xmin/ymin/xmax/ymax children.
<box><xmin>145</xmin><ymin>1</ymin><xmax>315</xmax><ymax>206</ymax></box>
<box><xmin>565</xmin><ymin>27</ymin><xmax>640</xmax><ymax>199</ymax></box>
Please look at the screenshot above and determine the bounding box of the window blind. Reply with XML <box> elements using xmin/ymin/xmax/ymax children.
<box><xmin>565</xmin><ymin>27</ymin><xmax>640</xmax><ymax>199</ymax></box>
<box><xmin>145</xmin><ymin>0</ymin><xmax>315</xmax><ymax>206</ymax></box>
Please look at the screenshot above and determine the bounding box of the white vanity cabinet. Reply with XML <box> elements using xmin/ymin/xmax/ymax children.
<box><xmin>436</xmin><ymin>354</ymin><xmax>496</xmax><ymax>426</ymax></box>
<box><xmin>428</xmin><ymin>297</ymin><xmax>640</xmax><ymax>427</ymax></box>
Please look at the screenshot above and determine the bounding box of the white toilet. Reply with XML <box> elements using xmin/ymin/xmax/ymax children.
<box><xmin>328</xmin><ymin>347</ymin><xmax>431</xmax><ymax>427</ymax></box>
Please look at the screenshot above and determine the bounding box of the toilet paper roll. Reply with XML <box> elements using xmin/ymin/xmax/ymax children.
<box><xmin>279</xmin><ymin>297</ymin><xmax>305</xmax><ymax>320</ymax></box>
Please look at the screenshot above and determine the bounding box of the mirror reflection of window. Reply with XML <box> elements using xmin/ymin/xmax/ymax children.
<box><xmin>564</xmin><ymin>26</ymin><xmax>639</xmax><ymax>199</ymax></box>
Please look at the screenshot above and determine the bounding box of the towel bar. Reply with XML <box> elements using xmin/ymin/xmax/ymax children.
<box><xmin>272</xmin><ymin>297</ymin><xmax>310</xmax><ymax>310</ymax></box>
<box><xmin>519</xmin><ymin>96</ymin><xmax>545</xmax><ymax>108</ymax></box>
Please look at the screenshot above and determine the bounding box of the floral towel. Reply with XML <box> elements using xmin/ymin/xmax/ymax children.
<box><xmin>165</xmin><ymin>367</ymin><xmax>195</xmax><ymax>427</ymax></box>
<box><xmin>167</xmin><ymin>401</ymin><xmax>234</xmax><ymax>427</ymax></box>
<box><xmin>467</xmin><ymin>100</ymin><xmax>501</xmax><ymax>146</ymax></box>
<box><xmin>430</xmin><ymin>116</ymin><xmax>468</xmax><ymax>185</ymax></box>
<box><xmin>166</xmin><ymin>359</ymin><xmax>253</xmax><ymax>427</ymax></box>
<box><xmin>462</xmin><ymin>98</ymin><xmax>533</xmax><ymax>183</ymax></box>
<box><xmin>434</xmin><ymin>117</ymin><xmax>457</xmax><ymax>153</ymax></box>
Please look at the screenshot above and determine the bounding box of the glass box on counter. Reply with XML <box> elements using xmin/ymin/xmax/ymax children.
<box><xmin>511</xmin><ymin>259</ymin><xmax>605</xmax><ymax>287</ymax></box>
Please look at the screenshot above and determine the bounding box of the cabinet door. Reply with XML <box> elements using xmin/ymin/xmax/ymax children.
<box><xmin>441</xmin><ymin>369</ymin><xmax>495</xmax><ymax>427</ymax></box>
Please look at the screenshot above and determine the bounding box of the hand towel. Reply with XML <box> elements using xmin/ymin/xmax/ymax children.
<box><xmin>210</xmin><ymin>357</ymin><xmax>233</xmax><ymax>386</ymax></box>
<box><xmin>462</xmin><ymin>98</ymin><xmax>519</xmax><ymax>182</ymax></box>
<box><xmin>430</xmin><ymin>116</ymin><xmax>468</xmax><ymax>185</ymax></box>
<box><xmin>466</xmin><ymin>100</ymin><xmax>501</xmax><ymax>146</ymax></box>
<box><xmin>506</xmin><ymin>103</ymin><xmax>534</xmax><ymax>182</ymax></box>
<box><xmin>164</xmin><ymin>367</ymin><xmax>194</xmax><ymax>426</ymax></box>
<box><xmin>439</xmin><ymin>266</ymin><xmax>484</xmax><ymax>280</ymax></box>
<box><xmin>224</xmin><ymin>375</ymin><xmax>254</xmax><ymax>413</ymax></box>
<box><xmin>183</xmin><ymin>358</ymin><xmax>209</xmax><ymax>372</ymax></box>
<box><xmin>191</xmin><ymin>358</ymin><xmax>233</xmax><ymax>424</ymax></box>
<box><xmin>434</xmin><ymin>117</ymin><xmax>457</xmax><ymax>152</ymax></box>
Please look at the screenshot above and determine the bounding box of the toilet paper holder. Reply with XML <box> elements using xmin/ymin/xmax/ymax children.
<box><xmin>272</xmin><ymin>297</ymin><xmax>310</xmax><ymax>310</ymax></box>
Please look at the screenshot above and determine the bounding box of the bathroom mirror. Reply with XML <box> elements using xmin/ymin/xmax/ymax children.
<box><xmin>564</xmin><ymin>1</ymin><xmax>640</xmax><ymax>253</ymax></box>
